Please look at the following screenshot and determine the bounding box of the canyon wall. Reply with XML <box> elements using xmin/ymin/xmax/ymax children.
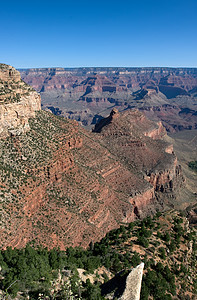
<box><xmin>0</xmin><ymin>64</ymin><xmax>41</xmax><ymax>138</ymax></box>
<box><xmin>0</xmin><ymin>65</ymin><xmax>185</xmax><ymax>250</ymax></box>
<box><xmin>19</xmin><ymin>67</ymin><xmax>197</xmax><ymax>130</ymax></box>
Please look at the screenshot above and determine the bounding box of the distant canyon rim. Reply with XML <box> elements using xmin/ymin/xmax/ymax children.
<box><xmin>19</xmin><ymin>67</ymin><xmax>197</xmax><ymax>132</ymax></box>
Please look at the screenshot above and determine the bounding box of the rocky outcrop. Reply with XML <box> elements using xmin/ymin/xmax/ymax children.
<box><xmin>145</xmin><ymin>163</ymin><xmax>184</xmax><ymax>193</ymax></box>
<box><xmin>93</xmin><ymin>109</ymin><xmax>184</xmax><ymax>215</ymax></box>
<box><xmin>19</xmin><ymin>67</ymin><xmax>197</xmax><ymax>130</ymax></box>
<box><xmin>129</xmin><ymin>188</ymin><xmax>155</xmax><ymax>219</ymax></box>
<box><xmin>187</xmin><ymin>204</ymin><xmax>197</xmax><ymax>227</ymax></box>
<box><xmin>140</xmin><ymin>104</ymin><xmax>197</xmax><ymax>132</ymax></box>
<box><xmin>0</xmin><ymin>92</ymin><xmax>41</xmax><ymax>137</ymax></box>
<box><xmin>0</xmin><ymin>64</ymin><xmax>21</xmax><ymax>82</ymax></box>
<box><xmin>0</xmin><ymin>64</ymin><xmax>41</xmax><ymax>138</ymax></box>
<box><xmin>118</xmin><ymin>263</ymin><xmax>144</xmax><ymax>300</ymax></box>
<box><xmin>144</xmin><ymin>121</ymin><xmax>166</xmax><ymax>139</ymax></box>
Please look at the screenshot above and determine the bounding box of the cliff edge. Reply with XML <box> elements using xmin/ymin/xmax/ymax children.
<box><xmin>0</xmin><ymin>64</ymin><xmax>41</xmax><ymax>138</ymax></box>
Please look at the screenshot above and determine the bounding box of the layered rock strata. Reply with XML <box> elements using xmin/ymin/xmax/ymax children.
<box><xmin>20</xmin><ymin>67</ymin><xmax>197</xmax><ymax>95</ymax></box>
<box><xmin>0</xmin><ymin>64</ymin><xmax>41</xmax><ymax>138</ymax></box>
<box><xmin>19</xmin><ymin>67</ymin><xmax>197</xmax><ymax>129</ymax></box>
<box><xmin>0</xmin><ymin>65</ymin><xmax>184</xmax><ymax>250</ymax></box>
<box><xmin>93</xmin><ymin>108</ymin><xmax>184</xmax><ymax>211</ymax></box>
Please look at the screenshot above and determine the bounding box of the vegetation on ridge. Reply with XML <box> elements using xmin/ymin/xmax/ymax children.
<box><xmin>0</xmin><ymin>79</ymin><xmax>35</xmax><ymax>104</ymax></box>
<box><xmin>0</xmin><ymin>210</ymin><xmax>196</xmax><ymax>299</ymax></box>
<box><xmin>188</xmin><ymin>161</ymin><xmax>197</xmax><ymax>173</ymax></box>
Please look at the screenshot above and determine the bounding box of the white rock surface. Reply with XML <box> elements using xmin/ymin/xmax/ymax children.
<box><xmin>118</xmin><ymin>263</ymin><xmax>144</xmax><ymax>300</ymax></box>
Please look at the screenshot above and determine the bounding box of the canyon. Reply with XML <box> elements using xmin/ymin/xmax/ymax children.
<box><xmin>19</xmin><ymin>67</ymin><xmax>197</xmax><ymax>131</ymax></box>
<box><xmin>0</xmin><ymin>64</ymin><xmax>187</xmax><ymax>250</ymax></box>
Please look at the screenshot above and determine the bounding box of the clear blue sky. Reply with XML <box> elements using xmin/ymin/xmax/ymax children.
<box><xmin>1</xmin><ymin>0</ymin><xmax>197</xmax><ymax>68</ymax></box>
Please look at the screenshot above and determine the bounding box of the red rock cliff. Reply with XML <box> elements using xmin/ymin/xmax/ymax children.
<box><xmin>0</xmin><ymin>68</ymin><xmax>185</xmax><ymax>249</ymax></box>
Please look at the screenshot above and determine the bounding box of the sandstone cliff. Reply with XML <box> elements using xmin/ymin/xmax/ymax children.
<box><xmin>0</xmin><ymin>64</ymin><xmax>41</xmax><ymax>138</ymax></box>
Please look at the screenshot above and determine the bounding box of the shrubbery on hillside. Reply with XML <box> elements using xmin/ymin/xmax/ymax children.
<box><xmin>188</xmin><ymin>161</ymin><xmax>197</xmax><ymax>172</ymax></box>
<box><xmin>0</xmin><ymin>211</ymin><xmax>196</xmax><ymax>299</ymax></box>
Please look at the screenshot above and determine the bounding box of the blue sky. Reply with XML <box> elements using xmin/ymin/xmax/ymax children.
<box><xmin>1</xmin><ymin>0</ymin><xmax>197</xmax><ymax>68</ymax></box>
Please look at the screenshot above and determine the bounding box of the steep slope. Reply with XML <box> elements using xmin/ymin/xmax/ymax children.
<box><xmin>93</xmin><ymin>109</ymin><xmax>184</xmax><ymax>205</ymax></box>
<box><xmin>0</xmin><ymin>210</ymin><xmax>196</xmax><ymax>300</ymax></box>
<box><xmin>0</xmin><ymin>64</ymin><xmax>184</xmax><ymax>250</ymax></box>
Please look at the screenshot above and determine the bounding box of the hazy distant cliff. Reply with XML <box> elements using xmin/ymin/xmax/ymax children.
<box><xmin>19</xmin><ymin>66</ymin><xmax>197</xmax><ymax>93</ymax></box>
<box><xmin>19</xmin><ymin>67</ymin><xmax>197</xmax><ymax>130</ymax></box>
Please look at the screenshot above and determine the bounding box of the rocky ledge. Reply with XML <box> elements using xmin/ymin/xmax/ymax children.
<box><xmin>0</xmin><ymin>64</ymin><xmax>41</xmax><ymax>138</ymax></box>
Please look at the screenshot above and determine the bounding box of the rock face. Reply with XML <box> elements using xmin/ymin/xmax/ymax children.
<box><xmin>19</xmin><ymin>67</ymin><xmax>197</xmax><ymax>95</ymax></box>
<box><xmin>187</xmin><ymin>204</ymin><xmax>197</xmax><ymax>228</ymax></box>
<box><xmin>0</xmin><ymin>65</ymin><xmax>184</xmax><ymax>250</ymax></box>
<box><xmin>93</xmin><ymin>109</ymin><xmax>184</xmax><ymax>212</ymax></box>
<box><xmin>0</xmin><ymin>64</ymin><xmax>41</xmax><ymax>138</ymax></box>
<box><xmin>140</xmin><ymin>103</ymin><xmax>197</xmax><ymax>132</ymax></box>
<box><xmin>0</xmin><ymin>64</ymin><xmax>21</xmax><ymax>82</ymax></box>
<box><xmin>19</xmin><ymin>67</ymin><xmax>197</xmax><ymax>130</ymax></box>
<box><xmin>118</xmin><ymin>263</ymin><xmax>144</xmax><ymax>300</ymax></box>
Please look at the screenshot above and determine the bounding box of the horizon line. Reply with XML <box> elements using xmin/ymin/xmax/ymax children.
<box><xmin>17</xmin><ymin>66</ymin><xmax>197</xmax><ymax>70</ymax></box>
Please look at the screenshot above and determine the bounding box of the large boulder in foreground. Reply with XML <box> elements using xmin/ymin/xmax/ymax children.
<box><xmin>119</xmin><ymin>263</ymin><xmax>144</xmax><ymax>300</ymax></box>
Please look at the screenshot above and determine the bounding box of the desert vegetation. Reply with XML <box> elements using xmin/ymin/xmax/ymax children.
<box><xmin>188</xmin><ymin>161</ymin><xmax>197</xmax><ymax>173</ymax></box>
<box><xmin>0</xmin><ymin>79</ymin><xmax>35</xmax><ymax>104</ymax></box>
<box><xmin>0</xmin><ymin>211</ymin><xmax>196</xmax><ymax>299</ymax></box>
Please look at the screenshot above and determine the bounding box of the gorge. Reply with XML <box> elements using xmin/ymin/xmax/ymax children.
<box><xmin>0</xmin><ymin>64</ymin><xmax>186</xmax><ymax>250</ymax></box>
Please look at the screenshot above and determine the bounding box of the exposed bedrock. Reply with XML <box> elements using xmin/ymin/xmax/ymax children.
<box><xmin>19</xmin><ymin>67</ymin><xmax>197</xmax><ymax>94</ymax></box>
<box><xmin>19</xmin><ymin>67</ymin><xmax>197</xmax><ymax>131</ymax></box>
<box><xmin>0</xmin><ymin>65</ymin><xmax>185</xmax><ymax>249</ymax></box>
<box><xmin>118</xmin><ymin>263</ymin><xmax>144</xmax><ymax>300</ymax></box>
<box><xmin>0</xmin><ymin>64</ymin><xmax>41</xmax><ymax>138</ymax></box>
<box><xmin>140</xmin><ymin>104</ymin><xmax>197</xmax><ymax>132</ymax></box>
<box><xmin>0</xmin><ymin>93</ymin><xmax>41</xmax><ymax>138</ymax></box>
<box><xmin>0</xmin><ymin>64</ymin><xmax>21</xmax><ymax>82</ymax></box>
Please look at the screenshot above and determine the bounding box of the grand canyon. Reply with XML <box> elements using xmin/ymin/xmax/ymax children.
<box><xmin>19</xmin><ymin>67</ymin><xmax>197</xmax><ymax>132</ymax></box>
<box><xmin>0</xmin><ymin>64</ymin><xmax>196</xmax><ymax>299</ymax></box>
<box><xmin>0</xmin><ymin>63</ymin><xmax>188</xmax><ymax>249</ymax></box>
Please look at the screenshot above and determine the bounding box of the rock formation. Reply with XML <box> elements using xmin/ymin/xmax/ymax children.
<box><xmin>93</xmin><ymin>109</ymin><xmax>185</xmax><ymax>212</ymax></box>
<box><xmin>19</xmin><ymin>67</ymin><xmax>197</xmax><ymax>130</ymax></box>
<box><xmin>19</xmin><ymin>67</ymin><xmax>197</xmax><ymax>95</ymax></box>
<box><xmin>0</xmin><ymin>64</ymin><xmax>184</xmax><ymax>250</ymax></box>
<box><xmin>118</xmin><ymin>263</ymin><xmax>144</xmax><ymax>300</ymax></box>
<box><xmin>0</xmin><ymin>64</ymin><xmax>41</xmax><ymax>138</ymax></box>
<box><xmin>140</xmin><ymin>103</ymin><xmax>197</xmax><ymax>132</ymax></box>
